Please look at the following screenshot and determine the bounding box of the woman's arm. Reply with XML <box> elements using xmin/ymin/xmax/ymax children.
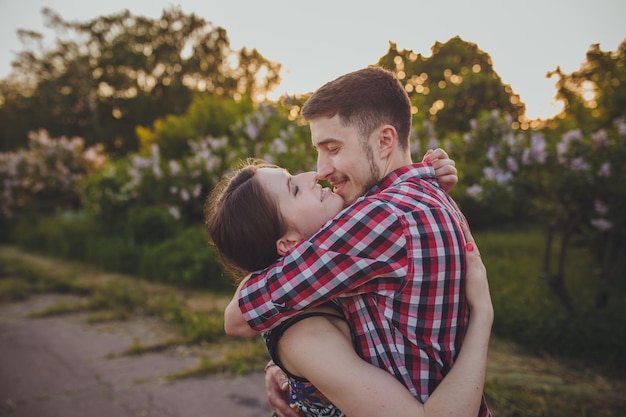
<box><xmin>276</xmin><ymin>221</ymin><xmax>492</xmax><ymax>417</ymax></box>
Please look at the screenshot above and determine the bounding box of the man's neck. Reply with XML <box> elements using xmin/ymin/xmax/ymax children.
<box><xmin>382</xmin><ymin>150</ymin><xmax>413</xmax><ymax>178</ymax></box>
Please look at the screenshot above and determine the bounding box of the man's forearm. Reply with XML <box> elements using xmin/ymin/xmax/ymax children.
<box><xmin>223</xmin><ymin>276</ymin><xmax>258</xmax><ymax>337</ymax></box>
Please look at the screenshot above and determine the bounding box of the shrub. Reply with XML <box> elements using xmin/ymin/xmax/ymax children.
<box><xmin>479</xmin><ymin>228</ymin><xmax>626</xmax><ymax>378</ymax></box>
<box><xmin>139</xmin><ymin>226</ymin><xmax>230</xmax><ymax>291</ymax></box>
<box><xmin>126</xmin><ymin>205</ymin><xmax>180</xmax><ymax>245</ymax></box>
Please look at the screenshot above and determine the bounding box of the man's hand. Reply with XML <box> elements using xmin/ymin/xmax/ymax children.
<box><xmin>423</xmin><ymin>148</ymin><xmax>458</xmax><ymax>193</ymax></box>
<box><xmin>265</xmin><ymin>361</ymin><xmax>302</xmax><ymax>417</ymax></box>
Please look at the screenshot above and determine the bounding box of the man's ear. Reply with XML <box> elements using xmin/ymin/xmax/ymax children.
<box><xmin>276</xmin><ymin>231</ymin><xmax>302</xmax><ymax>256</ymax></box>
<box><xmin>378</xmin><ymin>125</ymin><xmax>397</xmax><ymax>159</ymax></box>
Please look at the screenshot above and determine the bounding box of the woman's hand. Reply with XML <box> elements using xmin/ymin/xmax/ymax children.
<box><xmin>423</xmin><ymin>148</ymin><xmax>458</xmax><ymax>193</ymax></box>
<box><xmin>461</xmin><ymin>221</ymin><xmax>494</xmax><ymax>319</ymax></box>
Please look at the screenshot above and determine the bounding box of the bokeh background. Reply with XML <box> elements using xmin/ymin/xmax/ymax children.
<box><xmin>1</xmin><ymin>2</ymin><xmax>625</xmax><ymax>415</ymax></box>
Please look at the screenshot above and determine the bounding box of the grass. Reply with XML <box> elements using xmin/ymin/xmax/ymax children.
<box><xmin>1</xmin><ymin>243</ymin><xmax>625</xmax><ymax>416</ymax></box>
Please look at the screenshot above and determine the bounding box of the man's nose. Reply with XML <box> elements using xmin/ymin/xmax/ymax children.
<box><xmin>317</xmin><ymin>154</ymin><xmax>332</xmax><ymax>180</ymax></box>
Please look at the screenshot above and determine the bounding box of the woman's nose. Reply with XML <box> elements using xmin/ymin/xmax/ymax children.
<box><xmin>294</xmin><ymin>171</ymin><xmax>318</xmax><ymax>186</ymax></box>
<box><xmin>305</xmin><ymin>171</ymin><xmax>319</xmax><ymax>186</ymax></box>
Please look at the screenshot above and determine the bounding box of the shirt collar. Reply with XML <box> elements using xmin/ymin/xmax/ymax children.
<box><xmin>366</xmin><ymin>162</ymin><xmax>436</xmax><ymax>196</ymax></box>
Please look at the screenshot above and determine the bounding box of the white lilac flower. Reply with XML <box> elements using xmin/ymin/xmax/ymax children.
<box><xmin>245</xmin><ymin>119</ymin><xmax>260</xmax><ymax>140</ymax></box>
<box><xmin>594</xmin><ymin>200</ymin><xmax>609</xmax><ymax>216</ymax></box>
<box><xmin>562</xmin><ymin>129</ymin><xmax>583</xmax><ymax>145</ymax></box>
<box><xmin>167</xmin><ymin>206</ymin><xmax>181</xmax><ymax>219</ymax></box>
<box><xmin>486</xmin><ymin>145</ymin><xmax>499</xmax><ymax>165</ymax></box>
<box><xmin>180</xmin><ymin>189</ymin><xmax>190</xmax><ymax>201</ymax></box>
<box><xmin>466</xmin><ymin>184</ymin><xmax>484</xmax><ymax>200</ymax></box>
<box><xmin>590</xmin><ymin>129</ymin><xmax>608</xmax><ymax>148</ymax></box>
<box><xmin>597</xmin><ymin>162</ymin><xmax>611</xmax><ymax>177</ymax></box>
<box><xmin>506</xmin><ymin>156</ymin><xmax>519</xmax><ymax>172</ymax></box>
<box><xmin>530</xmin><ymin>132</ymin><xmax>547</xmax><ymax>163</ymax></box>
<box><xmin>427</xmin><ymin>137</ymin><xmax>439</xmax><ymax>151</ymax></box>
<box><xmin>570</xmin><ymin>157</ymin><xmax>588</xmax><ymax>171</ymax></box>
<box><xmin>614</xmin><ymin>118</ymin><xmax>626</xmax><ymax>137</ymax></box>
<box><xmin>591</xmin><ymin>218</ymin><xmax>613</xmax><ymax>232</ymax></box>
<box><xmin>271</xmin><ymin>138</ymin><xmax>288</xmax><ymax>154</ymax></box>
<box><xmin>169</xmin><ymin>160</ymin><xmax>181</xmax><ymax>175</ymax></box>
<box><xmin>503</xmin><ymin>132</ymin><xmax>516</xmax><ymax>147</ymax></box>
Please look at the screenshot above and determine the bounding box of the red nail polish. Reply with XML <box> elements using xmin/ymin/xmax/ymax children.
<box><xmin>466</xmin><ymin>242</ymin><xmax>474</xmax><ymax>252</ymax></box>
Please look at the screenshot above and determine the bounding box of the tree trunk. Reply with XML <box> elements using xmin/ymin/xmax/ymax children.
<box><xmin>542</xmin><ymin>226</ymin><xmax>554</xmax><ymax>279</ymax></box>
<box><xmin>595</xmin><ymin>233</ymin><xmax>625</xmax><ymax>309</ymax></box>
<box><xmin>553</xmin><ymin>223</ymin><xmax>573</xmax><ymax>311</ymax></box>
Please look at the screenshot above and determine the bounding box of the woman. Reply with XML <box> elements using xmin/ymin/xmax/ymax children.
<box><xmin>205</xmin><ymin>159</ymin><xmax>493</xmax><ymax>417</ymax></box>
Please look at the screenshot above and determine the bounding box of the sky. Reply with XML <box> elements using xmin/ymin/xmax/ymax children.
<box><xmin>0</xmin><ymin>0</ymin><xmax>624</xmax><ymax>120</ymax></box>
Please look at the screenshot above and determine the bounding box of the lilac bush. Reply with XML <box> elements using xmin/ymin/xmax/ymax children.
<box><xmin>465</xmin><ymin>111</ymin><xmax>626</xmax><ymax>309</ymax></box>
<box><xmin>0</xmin><ymin>130</ymin><xmax>106</xmax><ymax>218</ymax></box>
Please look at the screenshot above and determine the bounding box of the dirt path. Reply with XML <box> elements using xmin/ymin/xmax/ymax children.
<box><xmin>0</xmin><ymin>294</ymin><xmax>272</xmax><ymax>417</ymax></box>
<box><xmin>1</xmin><ymin>244</ymin><xmax>624</xmax><ymax>416</ymax></box>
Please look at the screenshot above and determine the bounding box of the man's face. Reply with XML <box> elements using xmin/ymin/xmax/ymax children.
<box><xmin>310</xmin><ymin>115</ymin><xmax>381</xmax><ymax>206</ymax></box>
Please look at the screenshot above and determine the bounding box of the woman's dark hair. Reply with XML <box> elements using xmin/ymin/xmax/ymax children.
<box><xmin>204</xmin><ymin>159</ymin><xmax>288</xmax><ymax>281</ymax></box>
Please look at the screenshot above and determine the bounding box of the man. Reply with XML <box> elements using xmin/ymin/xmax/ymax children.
<box><xmin>224</xmin><ymin>67</ymin><xmax>491</xmax><ymax>417</ymax></box>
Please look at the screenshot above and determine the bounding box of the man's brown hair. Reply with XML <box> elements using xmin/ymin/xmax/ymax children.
<box><xmin>301</xmin><ymin>66</ymin><xmax>412</xmax><ymax>150</ymax></box>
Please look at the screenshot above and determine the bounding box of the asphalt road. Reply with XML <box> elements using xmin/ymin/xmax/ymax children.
<box><xmin>0</xmin><ymin>294</ymin><xmax>273</xmax><ymax>417</ymax></box>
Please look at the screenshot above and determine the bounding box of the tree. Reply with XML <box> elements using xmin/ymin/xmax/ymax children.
<box><xmin>0</xmin><ymin>7</ymin><xmax>283</xmax><ymax>155</ymax></box>
<box><xmin>545</xmin><ymin>39</ymin><xmax>626</xmax><ymax>309</ymax></box>
<box><xmin>377</xmin><ymin>36</ymin><xmax>525</xmax><ymax>140</ymax></box>
<box><xmin>549</xmin><ymin>39</ymin><xmax>626</xmax><ymax>133</ymax></box>
<box><xmin>463</xmin><ymin>38</ymin><xmax>626</xmax><ymax>311</ymax></box>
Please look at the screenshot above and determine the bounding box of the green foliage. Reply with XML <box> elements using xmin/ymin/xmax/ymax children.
<box><xmin>157</xmin><ymin>299</ymin><xmax>225</xmax><ymax>343</ymax></box>
<box><xmin>170</xmin><ymin>338</ymin><xmax>268</xmax><ymax>378</ymax></box>
<box><xmin>7</xmin><ymin>211</ymin><xmax>229</xmax><ymax>291</ymax></box>
<box><xmin>10</xmin><ymin>212</ymin><xmax>143</xmax><ymax>274</ymax></box>
<box><xmin>0</xmin><ymin>7</ymin><xmax>282</xmax><ymax>155</ymax></box>
<box><xmin>0</xmin><ymin>252</ymin><xmax>92</xmax><ymax>301</ymax></box>
<box><xmin>550</xmin><ymin>39</ymin><xmax>626</xmax><ymax>132</ymax></box>
<box><xmin>126</xmin><ymin>205</ymin><xmax>180</xmax><ymax>245</ymax></box>
<box><xmin>10</xmin><ymin>212</ymin><xmax>97</xmax><ymax>261</ymax></box>
<box><xmin>80</xmin><ymin>157</ymin><xmax>135</xmax><ymax>231</ymax></box>
<box><xmin>378</xmin><ymin>36</ymin><xmax>525</xmax><ymax>140</ymax></box>
<box><xmin>485</xmin><ymin>376</ymin><xmax>626</xmax><ymax>417</ymax></box>
<box><xmin>139</xmin><ymin>227</ymin><xmax>229</xmax><ymax>290</ymax></box>
<box><xmin>478</xmin><ymin>228</ymin><xmax>626</xmax><ymax>378</ymax></box>
<box><xmin>136</xmin><ymin>94</ymin><xmax>255</xmax><ymax>160</ymax></box>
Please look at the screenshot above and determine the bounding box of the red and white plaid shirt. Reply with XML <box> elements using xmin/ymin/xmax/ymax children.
<box><xmin>239</xmin><ymin>163</ymin><xmax>491</xmax><ymax>416</ymax></box>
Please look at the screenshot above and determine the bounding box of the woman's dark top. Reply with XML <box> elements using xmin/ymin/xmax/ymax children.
<box><xmin>263</xmin><ymin>303</ymin><xmax>348</xmax><ymax>417</ymax></box>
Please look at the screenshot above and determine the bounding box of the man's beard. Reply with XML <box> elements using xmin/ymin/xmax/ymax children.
<box><xmin>362</xmin><ymin>141</ymin><xmax>382</xmax><ymax>194</ymax></box>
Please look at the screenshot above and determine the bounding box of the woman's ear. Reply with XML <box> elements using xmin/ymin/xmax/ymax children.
<box><xmin>276</xmin><ymin>231</ymin><xmax>302</xmax><ymax>256</ymax></box>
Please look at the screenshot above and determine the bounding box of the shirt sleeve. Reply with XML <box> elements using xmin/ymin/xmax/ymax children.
<box><xmin>238</xmin><ymin>200</ymin><xmax>408</xmax><ymax>331</ymax></box>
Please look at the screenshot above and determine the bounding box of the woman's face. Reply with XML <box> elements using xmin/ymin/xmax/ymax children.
<box><xmin>256</xmin><ymin>167</ymin><xmax>345</xmax><ymax>240</ymax></box>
